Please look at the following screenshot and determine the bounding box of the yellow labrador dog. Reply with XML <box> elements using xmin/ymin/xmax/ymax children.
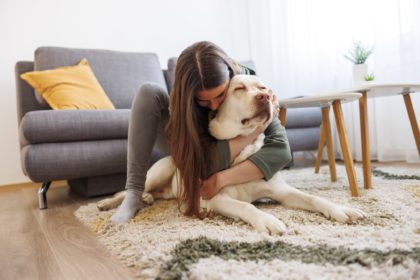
<box><xmin>98</xmin><ymin>75</ymin><xmax>366</xmax><ymax>234</ymax></box>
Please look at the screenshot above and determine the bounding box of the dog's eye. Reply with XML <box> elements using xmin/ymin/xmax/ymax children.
<box><xmin>259</xmin><ymin>86</ymin><xmax>267</xmax><ymax>90</ymax></box>
<box><xmin>241</xmin><ymin>119</ymin><xmax>249</xmax><ymax>125</ymax></box>
<box><xmin>234</xmin><ymin>86</ymin><xmax>245</xmax><ymax>91</ymax></box>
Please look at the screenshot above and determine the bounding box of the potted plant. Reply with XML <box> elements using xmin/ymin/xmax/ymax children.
<box><xmin>364</xmin><ymin>73</ymin><xmax>375</xmax><ymax>82</ymax></box>
<box><xmin>344</xmin><ymin>41</ymin><xmax>374</xmax><ymax>85</ymax></box>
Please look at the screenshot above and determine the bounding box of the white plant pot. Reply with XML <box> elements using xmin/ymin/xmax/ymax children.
<box><xmin>353</xmin><ymin>64</ymin><xmax>368</xmax><ymax>85</ymax></box>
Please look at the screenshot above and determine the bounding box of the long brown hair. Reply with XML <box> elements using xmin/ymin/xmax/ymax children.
<box><xmin>167</xmin><ymin>41</ymin><xmax>240</xmax><ymax>217</ymax></box>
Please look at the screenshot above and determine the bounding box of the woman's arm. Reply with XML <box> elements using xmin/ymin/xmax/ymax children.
<box><xmin>205</xmin><ymin>107</ymin><xmax>274</xmax><ymax>178</ymax></box>
<box><xmin>200</xmin><ymin>159</ymin><xmax>263</xmax><ymax>200</ymax></box>
<box><xmin>247</xmin><ymin>118</ymin><xmax>292</xmax><ymax>179</ymax></box>
<box><xmin>216</xmin><ymin>93</ymin><xmax>279</xmax><ymax>166</ymax></box>
<box><xmin>201</xmin><ymin>118</ymin><xmax>292</xmax><ymax>200</ymax></box>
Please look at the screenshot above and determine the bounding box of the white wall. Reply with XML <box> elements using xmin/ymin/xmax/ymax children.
<box><xmin>0</xmin><ymin>0</ymin><xmax>253</xmax><ymax>185</ymax></box>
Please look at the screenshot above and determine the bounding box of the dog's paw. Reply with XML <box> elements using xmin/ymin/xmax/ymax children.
<box><xmin>329</xmin><ymin>206</ymin><xmax>367</xmax><ymax>223</ymax></box>
<box><xmin>252</xmin><ymin>212</ymin><xmax>286</xmax><ymax>235</ymax></box>
<box><xmin>142</xmin><ymin>192</ymin><xmax>154</xmax><ymax>204</ymax></box>
<box><xmin>97</xmin><ymin>198</ymin><xmax>115</xmax><ymax>211</ymax></box>
<box><xmin>97</xmin><ymin>191</ymin><xmax>126</xmax><ymax>211</ymax></box>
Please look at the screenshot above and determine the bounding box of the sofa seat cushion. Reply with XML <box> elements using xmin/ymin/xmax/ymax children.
<box><xmin>21</xmin><ymin>140</ymin><xmax>167</xmax><ymax>183</ymax></box>
<box><xmin>21</xmin><ymin>139</ymin><xmax>127</xmax><ymax>182</ymax></box>
<box><xmin>284</xmin><ymin>107</ymin><xmax>322</xmax><ymax>129</ymax></box>
<box><xmin>20</xmin><ymin>109</ymin><xmax>129</xmax><ymax>145</ymax></box>
<box><xmin>286</xmin><ymin>126</ymin><xmax>320</xmax><ymax>152</ymax></box>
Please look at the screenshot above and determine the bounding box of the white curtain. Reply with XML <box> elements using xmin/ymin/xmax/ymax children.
<box><xmin>244</xmin><ymin>0</ymin><xmax>420</xmax><ymax>163</ymax></box>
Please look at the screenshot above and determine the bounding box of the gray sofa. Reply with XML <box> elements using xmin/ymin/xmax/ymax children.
<box><xmin>15</xmin><ymin>47</ymin><xmax>321</xmax><ymax>209</ymax></box>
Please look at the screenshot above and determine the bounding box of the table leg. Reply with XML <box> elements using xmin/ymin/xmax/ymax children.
<box><xmin>315</xmin><ymin>124</ymin><xmax>325</xmax><ymax>174</ymax></box>
<box><xmin>279</xmin><ymin>107</ymin><xmax>287</xmax><ymax>127</ymax></box>
<box><xmin>332</xmin><ymin>101</ymin><xmax>360</xmax><ymax>197</ymax></box>
<box><xmin>403</xmin><ymin>93</ymin><xmax>420</xmax><ymax>157</ymax></box>
<box><xmin>322</xmin><ymin>107</ymin><xmax>337</xmax><ymax>182</ymax></box>
<box><xmin>359</xmin><ymin>91</ymin><xmax>372</xmax><ymax>189</ymax></box>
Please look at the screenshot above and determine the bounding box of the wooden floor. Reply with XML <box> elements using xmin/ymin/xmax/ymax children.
<box><xmin>0</xmin><ymin>181</ymin><xmax>136</xmax><ymax>280</ymax></box>
<box><xmin>0</xmin><ymin>156</ymin><xmax>419</xmax><ymax>280</ymax></box>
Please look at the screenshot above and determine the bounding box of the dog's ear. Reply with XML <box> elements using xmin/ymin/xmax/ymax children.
<box><xmin>208</xmin><ymin>110</ymin><xmax>217</xmax><ymax>121</ymax></box>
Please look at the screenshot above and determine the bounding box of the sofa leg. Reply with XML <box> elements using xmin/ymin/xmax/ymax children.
<box><xmin>38</xmin><ymin>181</ymin><xmax>52</xmax><ymax>209</ymax></box>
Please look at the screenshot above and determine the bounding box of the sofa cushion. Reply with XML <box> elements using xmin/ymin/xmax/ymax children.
<box><xmin>20</xmin><ymin>109</ymin><xmax>129</xmax><ymax>145</ymax></box>
<box><xmin>284</xmin><ymin>107</ymin><xmax>322</xmax><ymax>128</ymax></box>
<box><xmin>34</xmin><ymin>47</ymin><xmax>167</xmax><ymax>109</ymax></box>
<box><xmin>21</xmin><ymin>139</ymin><xmax>127</xmax><ymax>182</ymax></box>
<box><xmin>21</xmin><ymin>58</ymin><xmax>115</xmax><ymax>110</ymax></box>
<box><xmin>21</xmin><ymin>140</ymin><xmax>167</xmax><ymax>183</ymax></box>
<box><xmin>286</xmin><ymin>126</ymin><xmax>320</xmax><ymax>152</ymax></box>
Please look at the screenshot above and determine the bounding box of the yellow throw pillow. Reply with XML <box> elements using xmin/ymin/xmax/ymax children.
<box><xmin>20</xmin><ymin>58</ymin><xmax>115</xmax><ymax>110</ymax></box>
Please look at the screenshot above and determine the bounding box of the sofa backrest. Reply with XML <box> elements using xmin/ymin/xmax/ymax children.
<box><xmin>33</xmin><ymin>47</ymin><xmax>167</xmax><ymax>109</ymax></box>
<box><xmin>165</xmin><ymin>57</ymin><xmax>178</xmax><ymax>93</ymax></box>
<box><xmin>15</xmin><ymin>61</ymin><xmax>46</xmax><ymax>124</ymax></box>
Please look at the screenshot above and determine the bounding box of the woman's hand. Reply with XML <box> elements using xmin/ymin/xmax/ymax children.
<box><xmin>201</xmin><ymin>160</ymin><xmax>265</xmax><ymax>200</ymax></box>
<box><xmin>200</xmin><ymin>172</ymin><xmax>224</xmax><ymax>200</ymax></box>
<box><xmin>268</xmin><ymin>89</ymin><xmax>279</xmax><ymax>122</ymax></box>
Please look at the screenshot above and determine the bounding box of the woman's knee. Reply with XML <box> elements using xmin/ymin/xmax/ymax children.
<box><xmin>132</xmin><ymin>83</ymin><xmax>169</xmax><ymax>110</ymax></box>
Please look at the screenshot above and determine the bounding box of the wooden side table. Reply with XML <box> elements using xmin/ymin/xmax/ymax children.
<box><xmin>318</xmin><ymin>83</ymin><xmax>420</xmax><ymax>189</ymax></box>
<box><xmin>279</xmin><ymin>93</ymin><xmax>362</xmax><ymax>197</ymax></box>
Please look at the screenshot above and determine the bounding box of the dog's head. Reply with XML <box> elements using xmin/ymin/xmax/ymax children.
<box><xmin>209</xmin><ymin>75</ymin><xmax>273</xmax><ymax>140</ymax></box>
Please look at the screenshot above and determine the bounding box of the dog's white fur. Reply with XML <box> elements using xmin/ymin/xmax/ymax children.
<box><xmin>98</xmin><ymin>75</ymin><xmax>366</xmax><ymax>234</ymax></box>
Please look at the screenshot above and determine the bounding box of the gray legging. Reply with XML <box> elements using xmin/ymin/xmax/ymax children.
<box><xmin>125</xmin><ymin>83</ymin><xmax>170</xmax><ymax>192</ymax></box>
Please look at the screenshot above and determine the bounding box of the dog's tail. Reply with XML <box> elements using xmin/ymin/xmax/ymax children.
<box><xmin>144</xmin><ymin>156</ymin><xmax>177</xmax><ymax>193</ymax></box>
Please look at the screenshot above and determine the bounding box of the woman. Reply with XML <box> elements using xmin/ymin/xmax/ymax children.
<box><xmin>112</xmin><ymin>41</ymin><xmax>291</xmax><ymax>223</ymax></box>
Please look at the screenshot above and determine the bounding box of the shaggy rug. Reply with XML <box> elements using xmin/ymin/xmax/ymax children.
<box><xmin>74</xmin><ymin>165</ymin><xmax>420</xmax><ymax>279</ymax></box>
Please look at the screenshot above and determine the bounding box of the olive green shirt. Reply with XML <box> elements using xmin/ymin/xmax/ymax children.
<box><xmin>211</xmin><ymin>118</ymin><xmax>291</xmax><ymax>180</ymax></box>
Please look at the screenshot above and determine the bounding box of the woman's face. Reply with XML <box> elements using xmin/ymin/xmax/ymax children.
<box><xmin>196</xmin><ymin>80</ymin><xmax>230</xmax><ymax>111</ymax></box>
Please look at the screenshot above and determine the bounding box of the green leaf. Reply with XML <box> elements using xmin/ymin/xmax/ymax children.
<box><xmin>345</xmin><ymin>41</ymin><xmax>374</xmax><ymax>65</ymax></box>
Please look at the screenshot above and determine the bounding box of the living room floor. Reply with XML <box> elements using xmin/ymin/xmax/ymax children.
<box><xmin>1</xmin><ymin>156</ymin><xmax>419</xmax><ymax>280</ymax></box>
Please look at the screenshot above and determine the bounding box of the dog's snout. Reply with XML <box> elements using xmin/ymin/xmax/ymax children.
<box><xmin>256</xmin><ymin>93</ymin><xmax>270</xmax><ymax>103</ymax></box>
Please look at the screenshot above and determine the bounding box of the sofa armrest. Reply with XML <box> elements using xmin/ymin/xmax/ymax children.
<box><xmin>15</xmin><ymin>61</ymin><xmax>48</xmax><ymax>125</ymax></box>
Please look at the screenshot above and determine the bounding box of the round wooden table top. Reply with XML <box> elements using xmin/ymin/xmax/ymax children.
<box><xmin>278</xmin><ymin>92</ymin><xmax>362</xmax><ymax>109</ymax></box>
<box><xmin>327</xmin><ymin>82</ymin><xmax>420</xmax><ymax>98</ymax></box>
